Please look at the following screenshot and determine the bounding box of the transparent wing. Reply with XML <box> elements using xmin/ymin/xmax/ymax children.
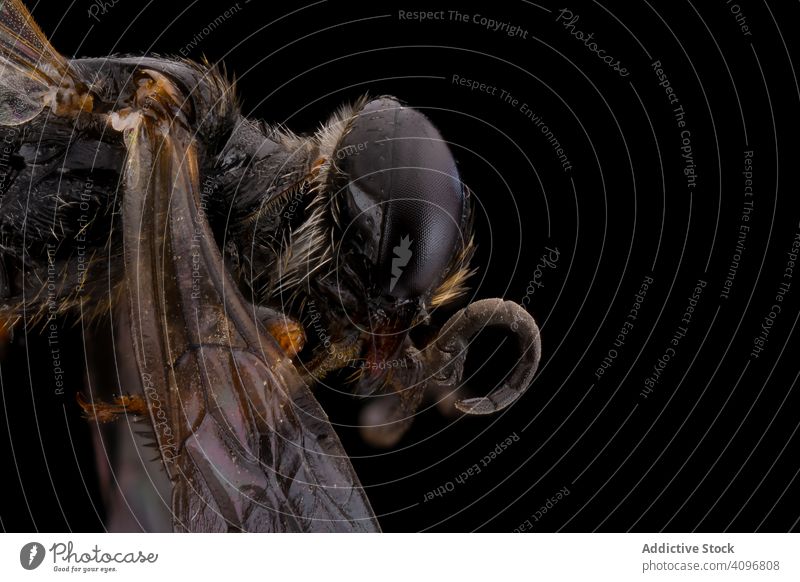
<box><xmin>121</xmin><ymin>90</ymin><xmax>380</xmax><ymax>532</ymax></box>
<box><xmin>0</xmin><ymin>0</ymin><xmax>88</xmax><ymax>124</ymax></box>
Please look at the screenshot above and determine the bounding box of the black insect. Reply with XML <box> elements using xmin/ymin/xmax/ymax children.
<box><xmin>0</xmin><ymin>0</ymin><xmax>541</xmax><ymax>531</ymax></box>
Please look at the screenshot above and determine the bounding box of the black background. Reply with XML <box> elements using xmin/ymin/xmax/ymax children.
<box><xmin>2</xmin><ymin>0</ymin><xmax>800</xmax><ymax>532</ymax></box>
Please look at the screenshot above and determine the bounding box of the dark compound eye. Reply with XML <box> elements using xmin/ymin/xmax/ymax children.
<box><xmin>337</xmin><ymin>97</ymin><xmax>468</xmax><ymax>301</ymax></box>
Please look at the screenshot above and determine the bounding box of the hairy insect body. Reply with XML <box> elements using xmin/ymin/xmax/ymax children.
<box><xmin>0</xmin><ymin>0</ymin><xmax>541</xmax><ymax>532</ymax></box>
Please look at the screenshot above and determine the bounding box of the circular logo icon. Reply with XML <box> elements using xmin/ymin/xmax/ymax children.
<box><xmin>20</xmin><ymin>542</ymin><xmax>46</xmax><ymax>570</ymax></box>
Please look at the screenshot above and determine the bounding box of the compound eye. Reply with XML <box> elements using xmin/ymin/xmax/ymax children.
<box><xmin>337</xmin><ymin>98</ymin><xmax>467</xmax><ymax>300</ymax></box>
